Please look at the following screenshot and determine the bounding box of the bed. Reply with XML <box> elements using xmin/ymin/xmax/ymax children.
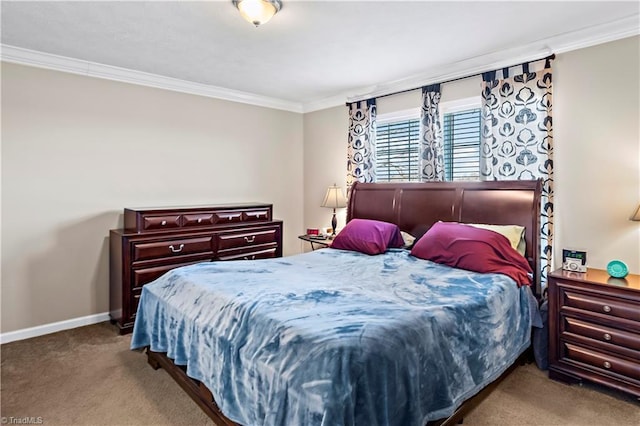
<box><xmin>131</xmin><ymin>180</ymin><xmax>542</xmax><ymax>426</ymax></box>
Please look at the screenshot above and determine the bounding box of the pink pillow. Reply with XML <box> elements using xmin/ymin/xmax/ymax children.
<box><xmin>330</xmin><ymin>219</ymin><xmax>404</xmax><ymax>255</ymax></box>
<box><xmin>410</xmin><ymin>222</ymin><xmax>533</xmax><ymax>286</ymax></box>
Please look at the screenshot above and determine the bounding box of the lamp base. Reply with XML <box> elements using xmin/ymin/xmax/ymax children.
<box><xmin>331</xmin><ymin>210</ymin><xmax>338</xmax><ymax>237</ymax></box>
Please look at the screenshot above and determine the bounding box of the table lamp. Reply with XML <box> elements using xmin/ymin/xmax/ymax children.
<box><xmin>321</xmin><ymin>184</ymin><xmax>347</xmax><ymax>237</ymax></box>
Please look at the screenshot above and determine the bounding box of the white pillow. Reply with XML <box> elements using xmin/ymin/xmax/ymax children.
<box><xmin>400</xmin><ymin>231</ymin><xmax>416</xmax><ymax>249</ymax></box>
<box><xmin>466</xmin><ymin>223</ymin><xmax>526</xmax><ymax>256</ymax></box>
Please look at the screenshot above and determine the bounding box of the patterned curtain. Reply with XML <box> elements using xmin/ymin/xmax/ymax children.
<box><xmin>480</xmin><ymin>61</ymin><xmax>554</xmax><ymax>286</ymax></box>
<box><xmin>347</xmin><ymin>99</ymin><xmax>377</xmax><ymax>187</ymax></box>
<box><xmin>419</xmin><ymin>84</ymin><xmax>445</xmax><ymax>181</ymax></box>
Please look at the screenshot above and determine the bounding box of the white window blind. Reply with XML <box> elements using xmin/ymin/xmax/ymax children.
<box><xmin>375</xmin><ymin>119</ymin><xmax>420</xmax><ymax>182</ymax></box>
<box><xmin>443</xmin><ymin>108</ymin><xmax>481</xmax><ymax>181</ymax></box>
<box><xmin>375</xmin><ymin>101</ymin><xmax>481</xmax><ymax>183</ymax></box>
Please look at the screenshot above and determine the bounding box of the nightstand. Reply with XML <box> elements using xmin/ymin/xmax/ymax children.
<box><xmin>548</xmin><ymin>267</ymin><xmax>640</xmax><ymax>398</ymax></box>
<box><xmin>298</xmin><ymin>234</ymin><xmax>331</xmax><ymax>251</ymax></box>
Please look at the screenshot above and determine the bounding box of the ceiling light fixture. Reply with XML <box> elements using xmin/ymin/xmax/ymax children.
<box><xmin>232</xmin><ymin>0</ymin><xmax>282</xmax><ymax>27</ymax></box>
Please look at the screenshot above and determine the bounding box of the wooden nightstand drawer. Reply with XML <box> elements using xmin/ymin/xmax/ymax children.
<box><xmin>562</xmin><ymin>316</ymin><xmax>640</xmax><ymax>352</ymax></box>
<box><xmin>217</xmin><ymin>228</ymin><xmax>278</xmax><ymax>250</ymax></box>
<box><xmin>562</xmin><ymin>341</ymin><xmax>640</xmax><ymax>382</ymax></box>
<box><xmin>562</xmin><ymin>289</ymin><xmax>639</xmax><ymax>322</ymax></box>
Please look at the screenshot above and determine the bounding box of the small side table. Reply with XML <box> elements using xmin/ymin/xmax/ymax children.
<box><xmin>298</xmin><ymin>234</ymin><xmax>331</xmax><ymax>251</ymax></box>
<box><xmin>547</xmin><ymin>267</ymin><xmax>640</xmax><ymax>398</ymax></box>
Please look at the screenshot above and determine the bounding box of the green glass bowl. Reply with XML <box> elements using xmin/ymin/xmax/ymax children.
<box><xmin>606</xmin><ymin>260</ymin><xmax>628</xmax><ymax>278</ymax></box>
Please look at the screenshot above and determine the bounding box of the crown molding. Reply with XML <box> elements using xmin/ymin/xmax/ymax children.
<box><xmin>0</xmin><ymin>44</ymin><xmax>304</xmax><ymax>113</ymax></box>
<box><xmin>550</xmin><ymin>14</ymin><xmax>639</xmax><ymax>54</ymax></box>
<box><xmin>2</xmin><ymin>13</ymin><xmax>638</xmax><ymax>115</ymax></box>
<box><xmin>305</xmin><ymin>14</ymin><xmax>640</xmax><ymax>110</ymax></box>
<box><xmin>301</xmin><ymin>94</ymin><xmax>350</xmax><ymax>113</ymax></box>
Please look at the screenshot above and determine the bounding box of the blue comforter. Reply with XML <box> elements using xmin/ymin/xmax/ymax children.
<box><xmin>131</xmin><ymin>248</ymin><xmax>534</xmax><ymax>426</ymax></box>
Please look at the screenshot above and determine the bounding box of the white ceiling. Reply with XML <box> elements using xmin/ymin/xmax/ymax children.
<box><xmin>1</xmin><ymin>1</ymin><xmax>639</xmax><ymax>112</ymax></box>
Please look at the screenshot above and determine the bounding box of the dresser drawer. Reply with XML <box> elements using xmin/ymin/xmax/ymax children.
<box><xmin>217</xmin><ymin>228</ymin><xmax>278</xmax><ymax>250</ymax></box>
<box><xmin>562</xmin><ymin>316</ymin><xmax>640</xmax><ymax>352</ymax></box>
<box><xmin>182</xmin><ymin>213</ymin><xmax>215</xmax><ymax>227</ymax></box>
<box><xmin>124</xmin><ymin>204</ymin><xmax>274</xmax><ymax>233</ymax></box>
<box><xmin>217</xmin><ymin>246</ymin><xmax>278</xmax><ymax>261</ymax></box>
<box><xmin>130</xmin><ymin>289</ymin><xmax>142</xmax><ymax>320</ymax></box>
<box><xmin>131</xmin><ymin>259</ymin><xmax>211</xmax><ymax>290</ymax></box>
<box><xmin>562</xmin><ymin>341</ymin><xmax>640</xmax><ymax>382</ymax></box>
<box><xmin>132</xmin><ymin>236</ymin><xmax>213</xmax><ymax>262</ymax></box>
<box><xmin>215</xmin><ymin>210</ymin><xmax>244</xmax><ymax>223</ymax></box>
<box><xmin>243</xmin><ymin>209</ymin><xmax>271</xmax><ymax>222</ymax></box>
<box><xmin>562</xmin><ymin>289</ymin><xmax>639</xmax><ymax>322</ymax></box>
<box><xmin>142</xmin><ymin>215</ymin><xmax>181</xmax><ymax>231</ymax></box>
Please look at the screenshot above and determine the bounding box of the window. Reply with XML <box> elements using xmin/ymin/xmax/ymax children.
<box><xmin>375</xmin><ymin>114</ymin><xmax>420</xmax><ymax>182</ymax></box>
<box><xmin>443</xmin><ymin>108</ymin><xmax>481</xmax><ymax>181</ymax></box>
<box><xmin>375</xmin><ymin>97</ymin><xmax>481</xmax><ymax>182</ymax></box>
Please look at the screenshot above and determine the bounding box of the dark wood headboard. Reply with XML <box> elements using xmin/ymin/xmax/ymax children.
<box><xmin>347</xmin><ymin>180</ymin><xmax>542</xmax><ymax>296</ymax></box>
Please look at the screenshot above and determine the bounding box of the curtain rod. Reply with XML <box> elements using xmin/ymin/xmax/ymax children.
<box><xmin>345</xmin><ymin>53</ymin><xmax>556</xmax><ymax>106</ymax></box>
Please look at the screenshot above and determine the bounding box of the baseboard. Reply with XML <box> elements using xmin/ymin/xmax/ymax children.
<box><xmin>0</xmin><ymin>312</ymin><xmax>111</xmax><ymax>344</ymax></box>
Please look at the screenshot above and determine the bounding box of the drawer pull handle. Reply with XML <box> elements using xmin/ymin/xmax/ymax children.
<box><xmin>161</xmin><ymin>220</ymin><xmax>167</xmax><ymax>226</ymax></box>
<box><xmin>244</xmin><ymin>236</ymin><xmax>256</xmax><ymax>243</ymax></box>
<box><xmin>169</xmin><ymin>244</ymin><xmax>185</xmax><ymax>253</ymax></box>
<box><xmin>603</xmin><ymin>333</ymin><xmax>612</xmax><ymax>341</ymax></box>
<box><xmin>602</xmin><ymin>305</ymin><xmax>611</xmax><ymax>313</ymax></box>
<box><xmin>197</xmin><ymin>218</ymin><xmax>202</xmax><ymax>223</ymax></box>
<box><xmin>243</xmin><ymin>255</ymin><xmax>256</xmax><ymax>260</ymax></box>
<box><xmin>603</xmin><ymin>361</ymin><xmax>611</xmax><ymax>369</ymax></box>
<box><xmin>228</xmin><ymin>216</ymin><xmax>233</xmax><ymax>221</ymax></box>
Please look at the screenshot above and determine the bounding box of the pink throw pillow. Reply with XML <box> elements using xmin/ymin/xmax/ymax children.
<box><xmin>330</xmin><ymin>219</ymin><xmax>404</xmax><ymax>255</ymax></box>
<box><xmin>410</xmin><ymin>222</ymin><xmax>532</xmax><ymax>286</ymax></box>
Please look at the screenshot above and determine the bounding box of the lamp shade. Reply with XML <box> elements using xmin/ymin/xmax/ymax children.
<box><xmin>232</xmin><ymin>0</ymin><xmax>282</xmax><ymax>26</ymax></box>
<box><xmin>632</xmin><ymin>204</ymin><xmax>640</xmax><ymax>221</ymax></box>
<box><xmin>321</xmin><ymin>184</ymin><xmax>347</xmax><ymax>209</ymax></box>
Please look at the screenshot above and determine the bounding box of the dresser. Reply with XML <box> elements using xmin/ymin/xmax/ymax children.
<box><xmin>110</xmin><ymin>203</ymin><xmax>283</xmax><ymax>334</ymax></box>
<box><xmin>548</xmin><ymin>268</ymin><xmax>640</xmax><ymax>398</ymax></box>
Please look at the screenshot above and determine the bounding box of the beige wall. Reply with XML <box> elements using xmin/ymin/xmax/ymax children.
<box><xmin>302</xmin><ymin>106</ymin><xmax>348</xmax><ymax>247</ymax></box>
<box><xmin>1</xmin><ymin>63</ymin><xmax>304</xmax><ymax>333</ymax></box>
<box><xmin>554</xmin><ymin>36</ymin><xmax>639</xmax><ymax>274</ymax></box>
<box><xmin>303</xmin><ymin>35</ymin><xmax>640</xmax><ymax>274</ymax></box>
<box><xmin>376</xmin><ymin>75</ymin><xmax>481</xmax><ymax>114</ymax></box>
<box><xmin>2</xmin><ymin>35</ymin><xmax>638</xmax><ymax>335</ymax></box>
